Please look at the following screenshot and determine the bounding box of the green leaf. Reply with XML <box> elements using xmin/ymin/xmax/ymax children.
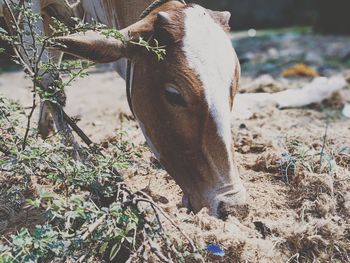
<box><xmin>0</xmin><ymin>254</ymin><xmax>16</xmax><ymax>263</ymax></box>
<box><xmin>37</xmin><ymin>186</ymin><xmax>54</xmax><ymax>200</ymax></box>
<box><xmin>109</xmin><ymin>242</ymin><xmax>122</xmax><ymax>261</ymax></box>
<box><xmin>27</xmin><ymin>198</ymin><xmax>41</xmax><ymax>208</ymax></box>
<box><xmin>0</xmin><ymin>27</ymin><xmax>8</xmax><ymax>34</ymax></box>
<box><xmin>125</xmin><ymin>236</ymin><xmax>133</xmax><ymax>244</ymax></box>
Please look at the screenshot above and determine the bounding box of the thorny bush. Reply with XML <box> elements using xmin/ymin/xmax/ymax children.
<box><xmin>0</xmin><ymin>98</ymin><xmax>201</xmax><ymax>262</ymax></box>
<box><xmin>0</xmin><ymin>1</ymin><xmax>199</xmax><ymax>262</ymax></box>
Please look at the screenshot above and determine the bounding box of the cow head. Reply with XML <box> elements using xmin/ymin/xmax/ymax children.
<box><xmin>55</xmin><ymin>1</ymin><xmax>247</xmax><ymax>219</ymax></box>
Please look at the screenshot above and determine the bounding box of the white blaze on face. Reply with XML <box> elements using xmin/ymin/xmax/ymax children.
<box><xmin>182</xmin><ymin>5</ymin><xmax>236</xmax><ymax>152</ymax></box>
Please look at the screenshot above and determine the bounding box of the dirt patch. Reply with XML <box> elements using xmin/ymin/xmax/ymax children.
<box><xmin>0</xmin><ymin>173</ymin><xmax>45</xmax><ymax>237</ymax></box>
<box><xmin>108</xmin><ymin>97</ymin><xmax>349</xmax><ymax>262</ymax></box>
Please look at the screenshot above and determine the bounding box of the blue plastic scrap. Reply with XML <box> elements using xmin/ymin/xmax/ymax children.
<box><xmin>207</xmin><ymin>244</ymin><xmax>225</xmax><ymax>257</ymax></box>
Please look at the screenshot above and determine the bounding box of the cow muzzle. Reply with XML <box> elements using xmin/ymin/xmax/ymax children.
<box><xmin>183</xmin><ymin>183</ymin><xmax>248</xmax><ymax>220</ymax></box>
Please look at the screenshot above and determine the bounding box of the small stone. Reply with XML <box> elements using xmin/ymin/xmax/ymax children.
<box><xmin>343</xmin><ymin>104</ymin><xmax>350</xmax><ymax>118</ymax></box>
<box><xmin>241</xmin><ymin>74</ymin><xmax>285</xmax><ymax>93</ymax></box>
<box><xmin>344</xmin><ymin>70</ymin><xmax>350</xmax><ymax>84</ymax></box>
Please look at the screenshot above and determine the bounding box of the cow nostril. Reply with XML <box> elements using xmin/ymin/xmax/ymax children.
<box><xmin>217</xmin><ymin>201</ymin><xmax>249</xmax><ymax>221</ymax></box>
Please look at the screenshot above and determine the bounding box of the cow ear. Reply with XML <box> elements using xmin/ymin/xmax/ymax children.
<box><xmin>153</xmin><ymin>11</ymin><xmax>174</xmax><ymax>44</ymax></box>
<box><xmin>208</xmin><ymin>10</ymin><xmax>231</xmax><ymax>31</ymax></box>
<box><xmin>52</xmin><ymin>17</ymin><xmax>155</xmax><ymax>63</ymax></box>
<box><xmin>52</xmin><ymin>30</ymin><xmax>128</xmax><ymax>63</ymax></box>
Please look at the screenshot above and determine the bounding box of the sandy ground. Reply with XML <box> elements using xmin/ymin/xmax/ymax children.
<box><xmin>1</xmin><ymin>68</ymin><xmax>349</xmax><ymax>262</ymax></box>
<box><xmin>0</xmin><ymin>69</ymin><xmax>129</xmax><ymax>142</ymax></box>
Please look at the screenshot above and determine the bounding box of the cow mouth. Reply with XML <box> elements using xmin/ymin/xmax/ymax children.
<box><xmin>181</xmin><ymin>189</ymin><xmax>249</xmax><ymax>220</ymax></box>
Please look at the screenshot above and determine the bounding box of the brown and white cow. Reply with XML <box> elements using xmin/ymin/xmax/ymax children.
<box><xmin>2</xmin><ymin>0</ymin><xmax>247</xmax><ymax>219</ymax></box>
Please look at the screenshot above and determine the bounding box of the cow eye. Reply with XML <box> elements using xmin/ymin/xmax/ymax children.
<box><xmin>164</xmin><ymin>86</ymin><xmax>187</xmax><ymax>107</ymax></box>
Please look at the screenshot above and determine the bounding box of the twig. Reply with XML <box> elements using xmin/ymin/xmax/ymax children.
<box><xmin>77</xmin><ymin>253</ymin><xmax>88</xmax><ymax>263</ymax></box>
<box><xmin>117</xmin><ymin>184</ymin><xmax>202</xmax><ymax>262</ymax></box>
<box><xmin>61</xmin><ymin>109</ymin><xmax>93</xmax><ymax>146</ymax></box>
<box><xmin>3</xmin><ymin>0</ymin><xmax>33</xmax><ymax>75</ymax></box>
<box><xmin>146</xmin><ymin>236</ymin><xmax>173</xmax><ymax>263</ymax></box>
<box><xmin>81</xmin><ymin>214</ymin><xmax>106</xmax><ymax>241</ymax></box>
<box><xmin>24</xmin><ymin>1</ymin><xmax>38</xmax><ymax>70</ymax></box>
<box><xmin>4</xmin><ymin>0</ymin><xmax>56</xmax><ymax>152</ymax></box>
<box><xmin>319</xmin><ymin>119</ymin><xmax>329</xmax><ymax>172</ymax></box>
<box><xmin>63</xmin><ymin>63</ymin><xmax>94</xmax><ymax>87</ymax></box>
<box><xmin>22</xmin><ymin>90</ymin><xmax>37</xmax><ymax>150</ymax></box>
<box><xmin>135</xmin><ymin>197</ymin><xmax>163</xmax><ymax>232</ymax></box>
<box><xmin>287</xmin><ymin>253</ymin><xmax>300</xmax><ymax>263</ymax></box>
<box><xmin>135</xmin><ymin>194</ymin><xmax>198</xmax><ymax>255</ymax></box>
<box><xmin>125</xmin><ymin>240</ymin><xmax>147</xmax><ymax>263</ymax></box>
<box><xmin>4</xmin><ymin>0</ymin><xmax>90</xmax><ymax>159</ymax></box>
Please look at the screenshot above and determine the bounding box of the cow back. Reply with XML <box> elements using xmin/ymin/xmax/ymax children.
<box><xmin>79</xmin><ymin>0</ymin><xmax>155</xmax><ymax>29</ymax></box>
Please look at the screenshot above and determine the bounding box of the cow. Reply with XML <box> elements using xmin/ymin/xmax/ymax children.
<box><xmin>1</xmin><ymin>0</ymin><xmax>247</xmax><ymax>219</ymax></box>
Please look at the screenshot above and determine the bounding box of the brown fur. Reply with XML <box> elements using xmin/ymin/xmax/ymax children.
<box><xmin>129</xmin><ymin>5</ymin><xmax>244</xmax><ymax>214</ymax></box>
<box><xmin>55</xmin><ymin>2</ymin><xmax>245</xmax><ymax>217</ymax></box>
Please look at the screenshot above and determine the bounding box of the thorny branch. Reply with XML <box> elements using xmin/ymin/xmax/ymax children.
<box><xmin>1</xmin><ymin>2</ymin><xmax>203</xmax><ymax>262</ymax></box>
<box><xmin>2</xmin><ymin>0</ymin><xmax>94</xmax><ymax>155</ymax></box>
<box><xmin>22</xmin><ymin>87</ymin><xmax>37</xmax><ymax>150</ymax></box>
<box><xmin>3</xmin><ymin>0</ymin><xmax>34</xmax><ymax>75</ymax></box>
<box><xmin>71</xmin><ymin>180</ymin><xmax>203</xmax><ymax>262</ymax></box>
<box><xmin>2</xmin><ymin>1</ymin><xmax>167</xmax><ymax>155</ymax></box>
<box><xmin>319</xmin><ymin>118</ymin><xmax>329</xmax><ymax>171</ymax></box>
<box><xmin>135</xmin><ymin>196</ymin><xmax>198</xmax><ymax>252</ymax></box>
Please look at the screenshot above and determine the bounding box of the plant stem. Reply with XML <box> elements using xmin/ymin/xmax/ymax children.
<box><xmin>22</xmin><ymin>89</ymin><xmax>37</xmax><ymax>150</ymax></box>
<box><xmin>319</xmin><ymin>119</ymin><xmax>329</xmax><ymax>173</ymax></box>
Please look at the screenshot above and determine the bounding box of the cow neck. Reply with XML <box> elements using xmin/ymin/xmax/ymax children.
<box><xmin>126</xmin><ymin>0</ymin><xmax>186</xmax><ymax>116</ymax></box>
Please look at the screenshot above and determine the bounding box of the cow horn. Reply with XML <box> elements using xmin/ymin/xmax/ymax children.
<box><xmin>52</xmin><ymin>13</ymin><xmax>157</xmax><ymax>63</ymax></box>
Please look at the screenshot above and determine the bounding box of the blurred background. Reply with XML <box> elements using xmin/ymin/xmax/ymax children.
<box><xmin>1</xmin><ymin>0</ymin><xmax>350</xmax><ymax>69</ymax></box>
<box><xmin>194</xmin><ymin>0</ymin><xmax>350</xmax><ymax>34</ymax></box>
